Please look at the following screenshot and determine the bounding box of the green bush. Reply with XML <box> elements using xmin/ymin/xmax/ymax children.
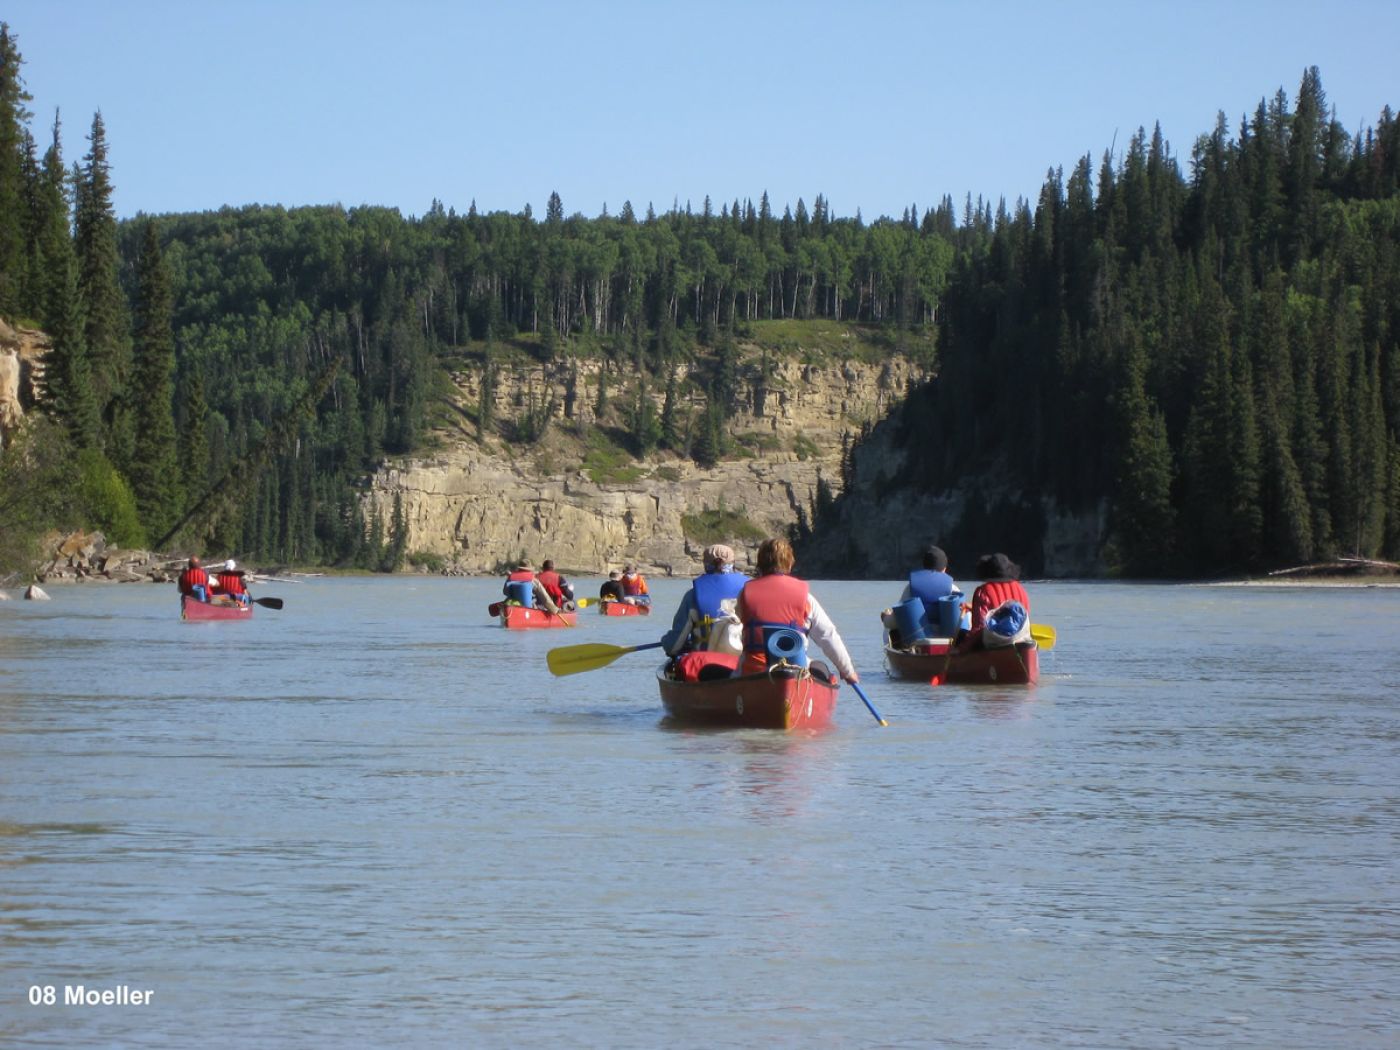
<box><xmin>407</xmin><ymin>550</ymin><xmax>446</xmax><ymax>573</ymax></box>
<box><xmin>681</xmin><ymin>502</ymin><xmax>766</xmax><ymax>546</ymax></box>
<box><xmin>75</xmin><ymin>450</ymin><xmax>148</xmax><ymax>548</ymax></box>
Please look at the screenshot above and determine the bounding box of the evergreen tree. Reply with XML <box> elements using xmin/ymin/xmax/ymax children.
<box><xmin>660</xmin><ymin>366</ymin><xmax>682</xmax><ymax>450</ymax></box>
<box><xmin>73</xmin><ymin>111</ymin><xmax>129</xmax><ymax>444</ymax></box>
<box><xmin>34</xmin><ymin>110</ymin><xmax>72</xmax><ymax>331</ymax></box>
<box><xmin>385</xmin><ymin>490</ymin><xmax>408</xmax><ymax>571</ymax></box>
<box><xmin>0</xmin><ymin>22</ymin><xmax>31</xmax><ymax>317</ymax></box>
<box><xmin>178</xmin><ymin>370</ymin><xmax>209</xmax><ymax>509</ymax></box>
<box><xmin>477</xmin><ymin>342</ymin><xmax>497</xmax><ymax>439</ymax></box>
<box><xmin>127</xmin><ymin>221</ymin><xmax>181</xmax><ymax>539</ymax></box>
<box><xmin>43</xmin><ymin>250</ymin><xmax>100</xmax><ymax>447</ymax></box>
<box><xmin>1109</xmin><ymin>335</ymin><xmax>1176</xmax><ymax>575</ymax></box>
<box><xmin>628</xmin><ymin>377</ymin><xmax>661</xmax><ymax>455</ymax></box>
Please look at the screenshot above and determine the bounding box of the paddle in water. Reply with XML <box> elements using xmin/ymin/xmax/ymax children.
<box><xmin>1030</xmin><ymin>623</ymin><xmax>1056</xmax><ymax>650</ymax></box>
<box><xmin>252</xmin><ymin>596</ymin><xmax>283</xmax><ymax>610</ymax></box>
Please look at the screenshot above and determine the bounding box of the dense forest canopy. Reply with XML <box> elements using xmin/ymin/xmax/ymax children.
<box><xmin>1</xmin><ymin>20</ymin><xmax>1397</xmax><ymax>578</ymax></box>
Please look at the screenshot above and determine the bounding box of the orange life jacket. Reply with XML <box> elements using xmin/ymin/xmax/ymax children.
<box><xmin>622</xmin><ymin>573</ymin><xmax>648</xmax><ymax>596</ymax></box>
<box><xmin>737</xmin><ymin>573</ymin><xmax>810</xmax><ymax>674</ymax></box>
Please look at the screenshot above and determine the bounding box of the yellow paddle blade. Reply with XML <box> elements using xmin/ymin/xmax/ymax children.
<box><xmin>575</xmin><ymin>597</ymin><xmax>595</xmax><ymax>608</ymax></box>
<box><xmin>547</xmin><ymin>642</ymin><xmax>634</xmax><ymax>676</ymax></box>
<box><xmin>1031</xmin><ymin>623</ymin><xmax>1057</xmax><ymax>650</ymax></box>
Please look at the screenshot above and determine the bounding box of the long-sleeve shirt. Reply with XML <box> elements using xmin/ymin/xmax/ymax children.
<box><xmin>661</xmin><ymin>590</ymin><xmax>698</xmax><ymax>655</ymax></box>
<box><xmin>804</xmin><ymin>595</ymin><xmax>858</xmax><ymax>681</ymax></box>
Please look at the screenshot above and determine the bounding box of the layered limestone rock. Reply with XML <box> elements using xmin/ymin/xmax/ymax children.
<box><xmin>0</xmin><ymin>319</ymin><xmax>49</xmax><ymax>449</ymax></box>
<box><xmin>366</xmin><ymin>354</ymin><xmax>925</xmax><ymax>576</ymax></box>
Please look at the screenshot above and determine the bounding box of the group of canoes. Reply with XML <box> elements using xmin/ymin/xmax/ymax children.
<box><xmin>541</xmin><ymin>540</ymin><xmax>1051</xmax><ymax>731</ymax></box>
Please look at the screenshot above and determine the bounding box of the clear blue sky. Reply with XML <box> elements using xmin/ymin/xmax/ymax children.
<box><xmin>8</xmin><ymin>0</ymin><xmax>1399</xmax><ymax>222</ymax></box>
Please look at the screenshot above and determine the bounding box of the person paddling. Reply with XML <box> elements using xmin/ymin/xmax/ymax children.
<box><xmin>177</xmin><ymin>556</ymin><xmax>210</xmax><ymax>603</ymax></box>
<box><xmin>956</xmin><ymin>553</ymin><xmax>1031</xmax><ymax>651</ymax></box>
<box><xmin>661</xmin><ymin>544</ymin><xmax>746</xmax><ymax>657</ymax></box>
<box><xmin>598</xmin><ymin>570</ymin><xmax>625</xmax><ymax>604</ymax></box>
<box><xmin>502</xmin><ymin>558</ymin><xmax>559</xmax><ymax>614</ymax></box>
<box><xmin>880</xmin><ymin>544</ymin><xmax>964</xmax><ymax>646</ymax></box>
<box><xmin>736</xmin><ymin>537</ymin><xmax>858</xmax><ymax>685</ymax></box>
<box><xmin>537</xmin><ymin>559</ymin><xmax>575</xmax><ymax>609</ymax></box>
<box><xmin>212</xmin><ymin>559</ymin><xmax>251</xmax><ymax>605</ymax></box>
<box><xmin>620</xmin><ymin>563</ymin><xmax>651</xmax><ymax>606</ymax></box>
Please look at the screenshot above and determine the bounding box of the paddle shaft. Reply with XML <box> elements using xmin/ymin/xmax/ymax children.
<box><xmin>850</xmin><ymin>680</ymin><xmax>888</xmax><ymax>726</ymax></box>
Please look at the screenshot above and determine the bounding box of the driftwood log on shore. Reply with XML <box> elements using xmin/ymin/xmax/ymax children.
<box><xmin>1267</xmin><ymin>557</ymin><xmax>1400</xmax><ymax>578</ymax></box>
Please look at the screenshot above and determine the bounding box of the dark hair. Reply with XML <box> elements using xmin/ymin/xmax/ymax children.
<box><xmin>755</xmin><ymin>537</ymin><xmax>796</xmax><ymax>575</ymax></box>
<box><xmin>921</xmin><ymin>545</ymin><xmax>948</xmax><ymax>572</ymax></box>
<box><xmin>975</xmin><ymin>553</ymin><xmax>1019</xmax><ymax>581</ymax></box>
<box><xmin>542</xmin><ymin>559</ymin><xmax>555</xmax><ymax>571</ymax></box>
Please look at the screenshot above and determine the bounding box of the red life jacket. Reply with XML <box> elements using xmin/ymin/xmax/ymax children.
<box><xmin>970</xmin><ymin>579</ymin><xmax>1029</xmax><ymax>629</ymax></box>
<box><xmin>737</xmin><ymin>573</ymin><xmax>810</xmax><ymax>673</ymax></box>
<box><xmin>622</xmin><ymin>573</ymin><xmax>648</xmax><ymax>596</ymax></box>
<box><xmin>178</xmin><ymin>567</ymin><xmax>208</xmax><ymax>595</ymax></box>
<box><xmin>215</xmin><ymin>571</ymin><xmax>247</xmax><ymax>598</ymax></box>
<box><xmin>536</xmin><ymin>570</ymin><xmax>565</xmax><ymax>604</ymax></box>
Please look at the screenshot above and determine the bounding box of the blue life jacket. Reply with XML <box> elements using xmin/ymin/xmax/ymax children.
<box><xmin>693</xmin><ymin>571</ymin><xmax>747</xmax><ymax>621</ymax></box>
<box><xmin>909</xmin><ymin>569</ymin><xmax>954</xmax><ymax>605</ymax></box>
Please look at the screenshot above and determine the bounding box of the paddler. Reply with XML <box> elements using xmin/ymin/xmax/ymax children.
<box><xmin>736</xmin><ymin>537</ymin><xmax>858</xmax><ymax>684</ymax></box>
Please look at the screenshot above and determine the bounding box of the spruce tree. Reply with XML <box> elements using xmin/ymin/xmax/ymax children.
<box><xmin>73</xmin><ymin>111</ymin><xmax>129</xmax><ymax>440</ymax></box>
<box><xmin>127</xmin><ymin>221</ymin><xmax>181</xmax><ymax>540</ymax></box>
<box><xmin>178</xmin><ymin>370</ymin><xmax>209</xmax><ymax>508</ymax></box>
<box><xmin>34</xmin><ymin>111</ymin><xmax>71</xmax><ymax>332</ymax></box>
<box><xmin>43</xmin><ymin>250</ymin><xmax>100</xmax><ymax>448</ymax></box>
<box><xmin>385</xmin><ymin>490</ymin><xmax>408</xmax><ymax>571</ymax></box>
<box><xmin>1109</xmin><ymin>335</ymin><xmax>1176</xmax><ymax>575</ymax></box>
<box><xmin>0</xmin><ymin>23</ymin><xmax>32</xmax><ymax>317</ymax></box>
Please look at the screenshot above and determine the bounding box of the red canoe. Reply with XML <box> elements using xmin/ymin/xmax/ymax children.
<box><xmin>599</xmin><ymin>600</ymin><xmax>650</xmax><ymax>617</ymax></box>
<box><xmin>500</xmin><ymin>604</ymin><xmax>578</xmax><ymax>629</ymax></box>
<box><xmin>884</xmin><ymin>638</ymin><xmax>1039</xmax><ymax>685</ymax></box>
<box><xmin>656</xmin><ymin>663</ymin><xmax>839</xmax><ymax>730</ymax></box>
<box><xmin>181</xmin><ymin>595</ymin><xmax>253</xmax><ymax>621</ymax></box>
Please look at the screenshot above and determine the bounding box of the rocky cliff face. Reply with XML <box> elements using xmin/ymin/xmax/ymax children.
<box><xmin>366</xmin><ymin>353</ymin><xmax>926</xmax><ymax>577</ymax></box>
<box><xmin>0</xmin><ymin>319</ymin><xmax>48</xmax><ymax>449</ymax></box>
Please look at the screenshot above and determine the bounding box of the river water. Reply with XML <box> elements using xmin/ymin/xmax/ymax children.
<box><xmin>1</xmin><ymin>578</ymin><xmax>1397</xmax><ymax>1048</ymax></box>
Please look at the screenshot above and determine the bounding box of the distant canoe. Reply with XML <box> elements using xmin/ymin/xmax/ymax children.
<box><xmin>500</xmin><ymin>604</ymin><xmax>577</xmax><ymax>629</ymax></box>
<box><xmin>181</xmin><ymin>595</ymin><xmax>253</xmax><ymax>622</ymax></box>
<box><xmin>656</xmin><ymin>663</ymin><xmax>839</xmax><ymax>730</ymax></box>
<box><xmin>884</xmin><ymin>638</ymin><xmax>1038</xmax><ymax>685</ymax></box>
<box><xmin>600</xmin><ymin>600</ymin><xmax>650</xmax><ymax>617</ymax></box>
